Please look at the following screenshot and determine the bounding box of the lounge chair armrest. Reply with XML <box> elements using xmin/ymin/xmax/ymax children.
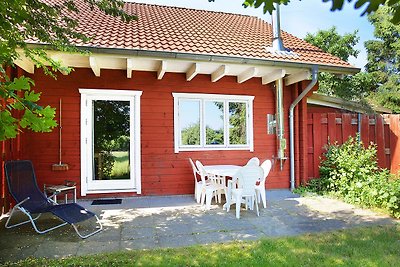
<box><xmin>14</xmin><ymin>197</ymin><xmax>30</xmax><ymax>207</ymax></box>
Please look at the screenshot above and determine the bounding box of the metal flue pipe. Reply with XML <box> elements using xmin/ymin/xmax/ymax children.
<box><xmin>270</xmin><ymin>3</ymin><xmax>286</xmax><ymax>52</ymax></box>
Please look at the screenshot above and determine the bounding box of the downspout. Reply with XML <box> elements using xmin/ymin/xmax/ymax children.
<box><xmin>289</xmin><ymin>66</ymin><xmax>318</xmax><ymax>190</ymax></box>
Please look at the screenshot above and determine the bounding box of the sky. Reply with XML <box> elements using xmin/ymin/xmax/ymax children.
<box><xmin>130</xmin><ymin>0</ymin><xmax>376</xmax><ymax>69</ymax></box>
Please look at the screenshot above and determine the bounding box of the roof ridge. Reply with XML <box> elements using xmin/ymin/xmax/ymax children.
<box><xmin>128</xmin><ymin>1</ymin><xmax>261</xmax><ymax>20</ymax></box>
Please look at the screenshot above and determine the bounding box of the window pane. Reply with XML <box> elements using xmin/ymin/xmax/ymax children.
<box><xmin>229</xmin><ymin>102</ymin><xmax>247</xmax><ymax>145</ymax></box>
<box><xmin>205</xmin><ymin>101</ymin><xmax>224</xmax><ymax>145</ymax></box>
<box><xmin>180</xmin><ymin>100</ymin><xmax>200</xmax><ymax>145</ymax></box>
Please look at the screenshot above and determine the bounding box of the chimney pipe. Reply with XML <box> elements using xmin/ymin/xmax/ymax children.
<box><xmin>269</xmin><ymin>3</ymin><xmax>286</xmax><ymax>52</ymax></box>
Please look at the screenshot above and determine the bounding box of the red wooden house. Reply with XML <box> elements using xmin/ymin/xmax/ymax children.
<box><xmin>7</xmin><ymin>2</ymin><xmax>359</xmax><ymax>200</ymax></box>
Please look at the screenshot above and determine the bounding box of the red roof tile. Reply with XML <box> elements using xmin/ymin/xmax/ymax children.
<box><xmin>43</xmin><ymin>1</ymin><xmax>355</xmax><ymax>70</ymax></box>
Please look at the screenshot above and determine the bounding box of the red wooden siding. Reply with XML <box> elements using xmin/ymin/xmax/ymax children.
<box><xmin>14</xmin><ymin>67</ymin><xmax>306</xmax><ymax>199</ymax></box>
<box><xmin>306</xmin><ymin>113</ymin><xmax>400</xmax><ymax>182</ymax></box>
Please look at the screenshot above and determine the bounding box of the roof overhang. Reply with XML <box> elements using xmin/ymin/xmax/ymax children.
<box><xmin>15</xmin><ymin>44</ymin><xmax>360</xmax><ymax>86</ymax></box>
<box><xmin>307</xmin><ymin>93</ymin><xmax>392</xmax><ymax>114</ymax></box>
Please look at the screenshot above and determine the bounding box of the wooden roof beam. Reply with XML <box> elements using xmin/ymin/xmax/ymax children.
<box><xmin>89</xmin><ymin>56</ymin><xmax>101</xmax><ymax>77</ymax></box>
<box><xmin>157</xmin><ymin>60</ymin><xmax>167</xmax><ymax>80</ymax></box>
<box><xmin>262</xmin><ymin>69</ymin><xmax>286</xmax><ymax>85</ymax></box>
<box><xmin>186</xmin><ymin>63</ymin><xmax>199</xmax><ymax>81</ymax></box>
<box><xmin>211</xmin><ymin>65</ymin><xmax>228</xmax><ymax>82</ymax></box>
<box><xmin>284</xmin><ymin>70</ymin><xmax>311</xmax><ymax>85</ymax></box>
<box><xmin>14</xmin><ymin>56</ymin><xmax>34</xmax><ymax>74</ymax></box>
<box><xmin>237</xmin><ymin>67</ymin><xmax>258</xmax><ymax>83</ymax></box>
<box><xmin>127</xmin><ymin>58</ymin><xmax>134</xmax><ymax>78</ymax></box>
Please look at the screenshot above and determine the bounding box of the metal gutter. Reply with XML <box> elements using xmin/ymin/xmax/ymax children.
<box><xmin>289</xmin><ymin>66</ymin><xmax>318</xmax><ymax>191</ymax></box>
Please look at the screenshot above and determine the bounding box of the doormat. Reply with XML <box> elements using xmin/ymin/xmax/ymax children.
<box><xmin>91</xmin><ymin>199</ymin><xmax>122</xmax><ymax>205</ymax></box>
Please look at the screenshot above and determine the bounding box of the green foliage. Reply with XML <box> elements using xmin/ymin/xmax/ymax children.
<box><xmin>304</xmin><ymin>27</ymin><xmax>376</xmax><ymax>101</ymax></box>
<box><xmin>93</xmin><ymin>100</ymin><xmax>130</xmax><ymax>179</ymax></box>
<box><xmin>0</xmin><ymin>0</ymin><xmax>137</xmax><ymax>141</ymax></box>
<box><xmin>1</xmin><ymin>0</ymin><xmax>136</xmax><ymax>68</ymax></box>
<box><xmin>235</xmin><ymin>0</ymin><xmax>400</xmax><ymax>24</ymax></box>
<box><xmin>229</xmin><ymin>102</ymin><xmax>247</xmax><ymax>145</ymax></box>
<box><xmin>0</xmin><ymin>75</ymin><xmax>57</xmax><ymax>140</ymax></box>
<box><xmin>365</xmin><ymin>5</ymin><xmax>400</xmax><ymax>113</ymax></box>
<box><xmin>305</xmin><ymin>27</ymin><xmax>360</xmax><ymax>62</ymax></box>
<box><xmin>305</xmin><ymin>135</ymin><xmax>400</xmax><ymax>218</ymax></box>
<box><xmin>181</xmin><ymin>123</ymin><xmax>200</xmax><ymax>145</ymax></box>
<box><xmin>206</xmin><ymin>127</ymin><xmax>224</xmax><ymax>145</ymax></box>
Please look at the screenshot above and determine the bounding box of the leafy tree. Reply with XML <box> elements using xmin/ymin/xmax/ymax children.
<box><xmin>238</xmin><ymin>0</ymin><xmax>400</xmax><ymax>24</ymax></box>
<box><xmin>181</xmin><ymin>123</ymin><xmax>201</xmax><ymax>145</ymax></box>
<box><xmin>0</xmin><ymin>0</ymin><xmax>137</xmax><ymax>141</ymax></box>
<box><xmin>365</xmin><ymin>5</ymin><xmax>400</xmax><ymax>113</ymax></box>
<box><xmin>206</xmin><ymin>127</ymin><xmax>224</xmax><ymax>145</ymax></box>
<box><xmin>304</xmin><ymin>27</ymin><xmax>376</xmax><ymax>101</ymax></box>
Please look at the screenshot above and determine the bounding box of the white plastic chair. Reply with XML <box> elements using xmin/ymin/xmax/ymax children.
<box><xmin>195</xmin><ymin>160</ymin><xmax>227</xmax><ymax>210</ymax></box>
<box><xmin>189</xmin><ymin>158</ymin><xmax>204</xmax><ymax>203</ymax></box>
<box><xmin>245</xmin><ymin>157</ymin><xmax>260</xmax><ymax>166</ymax></box>
<box><xmin>255</xmin><ymin>159</ymin><xmax>272</xmax><ymax>208</ymax></box>
<box><xmin>225</xmin><ymin>165</ymin><xmax>264</xmax><ymax>219</ymax></box>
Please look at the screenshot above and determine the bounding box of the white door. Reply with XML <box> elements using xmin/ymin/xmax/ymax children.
<box><xmin>80</xmin><ymin>89</ymin><xmax>142</xmax><ymax>195</ymax></box>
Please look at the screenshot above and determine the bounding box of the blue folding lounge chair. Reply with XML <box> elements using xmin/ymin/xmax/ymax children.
<box><xmin>4</xmin><ymin>160</ymin><xmax>103</xmax><ymax>239</ymax></box>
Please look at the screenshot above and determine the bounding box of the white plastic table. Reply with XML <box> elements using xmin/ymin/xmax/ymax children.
<box><xmin>203</xmin><ymin>165</ymin><xmax>241</xmax><ymax>177</ymax></box>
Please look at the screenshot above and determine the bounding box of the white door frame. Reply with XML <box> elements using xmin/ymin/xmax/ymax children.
<box><xmin>79</xmin><ymin>89</ymin><xmax>142</xmax><ymax>196</ymax></box>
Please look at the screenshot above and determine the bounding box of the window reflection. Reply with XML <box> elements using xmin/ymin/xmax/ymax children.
<box><xmin>179</xmin><ymin>100</ymin><xmax>200</xmax><ymax>145</ymax></box>
<box><xmin>205</xmin><ymin>101</ymin><xmax>224</xmax><ymax>145</ymax></box>
<box><xmin>229</xmin><ymin>102</ymin><xmax>247</xmax><ymax>145</ymax></box>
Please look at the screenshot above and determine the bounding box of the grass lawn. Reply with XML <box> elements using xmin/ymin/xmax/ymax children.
<box><xmin>111</xmin><ymin>151</ymin><xmax>129</xmax><ymax>179</ymax></box>
<box><xmin>5</xmin><ymin>225</ymin><xmax>400</xmax><ymax>267</ymax></box>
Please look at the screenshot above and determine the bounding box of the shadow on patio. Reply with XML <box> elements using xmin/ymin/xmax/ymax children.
<box><xmin>0</xmin><ymin>190</ymin><xmax>396</xmax><ymax>263</ymax></box>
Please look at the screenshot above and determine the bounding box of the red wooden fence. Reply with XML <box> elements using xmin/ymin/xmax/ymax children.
<box><xmin>307</xmin><ymin>113</ymin><xmax>400</xmax><ymax>181</ymax></box>
<box><xmin>0</xmin><ymin>139</ymin><xmax>17</xmax><ymax>216</ymax></box>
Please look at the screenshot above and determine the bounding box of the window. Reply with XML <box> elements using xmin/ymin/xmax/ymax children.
<box><xmin>173</xmin><ymin>93</ymin><xmax>254</xmax><ymax>153</ymax></box>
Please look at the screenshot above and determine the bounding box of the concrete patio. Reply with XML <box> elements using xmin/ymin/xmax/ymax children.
<box><xmin>0</xmin><ymin>190</ymin><xmax>397</xmax><ymax>263</ymax></box>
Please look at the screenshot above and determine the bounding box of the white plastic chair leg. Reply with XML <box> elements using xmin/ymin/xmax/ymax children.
<box><xmin>196</xmin><ymin>184</ymin><xmax>203</xmax><ymax>203</ymax></box>
<box><xmin>235</xmin><ymin>194</ymin><xmax>242</xmax><ymax>219</ymax></box>
<box><xmin>255</xmin><ymin>194</ymin><xmax>260</xmax><ymax>216</ymax></box>
<box><xmin>200</xmin><ymin>190</ymin><xmax>206</xmax><ymax>206</ymax></box>
<box><xmin>205</xmin><ymin>190</ymin><xmax>213</xmax><ymax>210</ymax></box>
<box><xmin>259</xmin><ymin>189</ymin><xmax>267</xmax><ymax>208</ymax></box>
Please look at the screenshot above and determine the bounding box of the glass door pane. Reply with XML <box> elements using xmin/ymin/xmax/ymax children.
<box><xmin>93</xmin><ymin>100</ymin><xmax>130</xmax><ymax>181</ymax></box>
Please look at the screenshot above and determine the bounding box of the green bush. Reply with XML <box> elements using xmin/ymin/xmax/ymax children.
<box><xmin>305</xmin><ymin>135</ymin><xmax>400</xmax><ymax>218</ymax></box>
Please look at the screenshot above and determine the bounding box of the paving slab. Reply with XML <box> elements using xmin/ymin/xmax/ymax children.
<box><xmin>0</xmin><ymin>190</ymin><xmax>398</xmax><ymax>264</ymax></box>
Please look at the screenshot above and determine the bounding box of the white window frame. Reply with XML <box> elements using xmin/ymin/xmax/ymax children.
<box><xmin>79</xmin><ymin>89</ymin><xmax>142</xmax><ymax>196</ymax></box>
<box><xmin>173</xmin><ymin>92</ymin><xmax>254</xmax><ymax>153</ymax></box>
